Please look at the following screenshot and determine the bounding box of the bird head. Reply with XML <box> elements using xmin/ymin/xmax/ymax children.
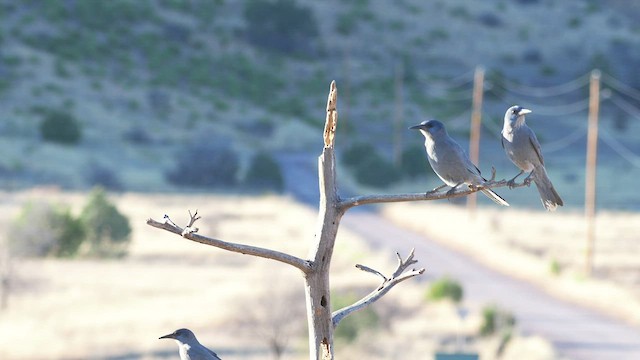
<box><xmin>504</xmin><ymin>105</ymin><xmax>532</xmax><ymax>126</ymax></box>
<box><xmin>159</xmin><ymin>328</ymin><xmax>197</xmax><ymax>344</ymax></box>
<box><xmin>409</xmin><ymin>119</ymin><xmax>446</xmax><ymax>138</ymax></box>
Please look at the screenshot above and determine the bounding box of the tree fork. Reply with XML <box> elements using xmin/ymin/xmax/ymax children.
<box><xmin>147</xmin><ymin>81</ymin><xmax>529</xmax><ymax>359</ymax></box>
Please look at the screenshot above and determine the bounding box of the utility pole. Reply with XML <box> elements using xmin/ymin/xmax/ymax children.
<box><xmin>393</xmin><ymin>62</ymin><xmax>404</xmax><ymax>167</ymax></box>
<box><xmin>467</xmin><ymin>66</ymin><xmax>485</xmax><ymax>216</ymax></box>
<box><xmin>585</xmin><ymin>69</ymin><xmax>601</xmax><ymax>275</ymax></box>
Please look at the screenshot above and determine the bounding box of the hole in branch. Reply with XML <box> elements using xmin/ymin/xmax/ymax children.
<box><xmin>321</xmin><ymin>295</ymin><xmax>327</xmax><ymax>307</ymax></box>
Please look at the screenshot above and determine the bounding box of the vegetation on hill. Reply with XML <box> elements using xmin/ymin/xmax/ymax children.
<box><xmin>0</xmin><ymin>0</ymin><xmax>638</xmax><ymax>199</ymax></box>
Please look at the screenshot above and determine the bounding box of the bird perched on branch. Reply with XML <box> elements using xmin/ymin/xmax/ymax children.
<box><xmin>501</xmin><ymin>105</ymin><xmax>563</xmax><ymax>211</ymax></box>
<box><xmin>160</xmin><ymin>328</ymin><xmax>222</xmax><ymax>360</ymax></box>
<box><xmin>410</xmin><ymin>119</ymin><xmax>509</xmax><ymax>206</ymax></box>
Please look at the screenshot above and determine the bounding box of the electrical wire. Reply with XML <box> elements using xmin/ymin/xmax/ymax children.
<box><xmin>599</xmin><ymin>127</ymin><xmax>640</xmax><ymax>168</ymax></box>
<box><xmin>443</xmin><ymin>110</ymin><xmax>473</xmax><ymax>131</ymax></box>
<box><xmin>479</xmin><ymin>112</ymin><xmax>503</xmax><ymax>137</ymax></box>
<box><xmin>541</xmin><ymin>125</ymin><xmax>588</xmax><ymax>154</ymax></box>
<box><xmin>486</xmin><ymin>88</ymin><xmax>590</xmax><ymax>116</ymax></box>
<box><xmin>424</xmin><ymin>87</ymin><xmax>474</xmax><ymax>101</ymax></box>
<box><xmin>418</xmin><ymin>68</ymin><xmax>476</xmax><ymax>91</ymax></box>
<box><xmin>601</xmin><ymin>73</ymin><xmax>640</xmax><ymax>102</ymax></box>
<box><xmin>495</xmin><ymin>72</ymin><xmax>591</xmax><ymax>97</ymax></box>
<box><xmin>609</xmin><ymin>95</ymin><xmax>640</xmax><ymax>121</ymax></box>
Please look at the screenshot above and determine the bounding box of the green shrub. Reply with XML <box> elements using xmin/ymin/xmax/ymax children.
<box><xmin>166</xmin><ymin>141</ymin><xmax>240</xmax><ymax>188</ymax></box>
<box><xmin>243</xmin><ymin>0</ymin><xmax>320</xmax><ymax>55</ymax></box>
<box><xmin>341</xmin><ymin>142</ymin><xmax>401</xmax><ymax>188</ymax></box>
<box><xmin>353</xmin><ymin>155</ymin><xmax>401</xmax><ymax>188</ymax></box>
<box><xmin>427</xmin><ymin>277</ymin><xmax>464</xmax><ymax>303</ymax></box>
<box><xmin>400</xmin><ymin>145</ymin><xmax>432</xmax><ymax>179</ymax></box>
<box><xmin>479</xmin><ymin>304</ymin><xmax>516</xmax><ymax>337</ymax></box>
<box><xmin>85</xmin><ymin>163</ymin><xmax>124</xmax><ymax>191</ymax></box>
<box><xmin>332</xmin><ymin>292</ymin><xmax>380</xmax><ymax>343</ymax></box>
<box><xmin>549</xmin><ymin>258</ymin><xmax>561</xmax><ymax>276</ymax></box>
<box><xmin>341</xmin><ymin>142</ymin><xmax>376</xmax><ymax>167</ymax></box>
<box><xmin>245</xmin><ymin>153</ymin><xmax>284</xmax><ymax>192</ymax></box>
<box><xmin>8</xmin><ymin>202</ymin><xmax>86</xmax><ymax>258</ymax></box>
<box><xmin>39</xmin><ymin>109</ymin><xmax>82</xmax><ymax>145</ymax></box>
<box><xmin>80</xmin><ymin>187</ymin><xmax>131</xmax><ymax>257</ymax></box>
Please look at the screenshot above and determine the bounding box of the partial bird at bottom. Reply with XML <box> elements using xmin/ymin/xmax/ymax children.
<box><xmin>160</xmin><ymin>328</ymin><xmax>222</xmax><ymax>360</ymax></box>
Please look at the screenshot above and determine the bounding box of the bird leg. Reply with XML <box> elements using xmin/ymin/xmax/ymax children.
<box><xmin>507</xmin><ymin>170</ymin><xmax>524</xmax><ymax>188</ymax></box>
<box><xmin>426</xmin><ymin>183</ymin><xmax>448</xmax><ymax>195</ymax></box>
<box><xmin>523</xmin><ymin>171</ymin><xmax>534</xmax><ymax>186</ymax></box>
<box><xmin>445</xmin><ymin>183</ymin><xmax>463</xmax><ymax>196</ymax></box>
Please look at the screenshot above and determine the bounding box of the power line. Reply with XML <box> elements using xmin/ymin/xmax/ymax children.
<box><xmin>609</xmin><ymin>95</ymin><xmax>640</xmax><ymax>120</ymax></box>
<box><xmin>424</xmin><ymin>87</ymin><xmax>473</xmax><ymax>101</ymax></box>
<box><xmin>494</xmin><ymin>72</ymin><xmax>591</xmax><ymax>97</ymax></box>
<box><xmin>418</xmin><ymin>68</ymin><xmax>476</xmax><ymax>91</ymax></box>
<box><xmin>486</xmin><ymin>88</ymin><xmax>591</xmax><ymax>116</ymax></box>
<box><xmin>542</xmin><ymin>124</ymin><xmax>588</xmax><ymax>154</ymax></box>
<box><xmin>601</xmin><ymin>73</ymin><xmax>640</xmax><ymax>102</ymax></box>
<box><xmin>444</xmin><ymin>110</ymin><xmax>473</xmax><ymax>131</ymax></box>
<box><xmin>599</xmin><ymin>127</ymin><xmax>640</xmax><ymax>168</ymax></box>
<box><xmin>480</xmin><ymin>112</ymin><xmax>503</xmax><ymax>137</ymax></box>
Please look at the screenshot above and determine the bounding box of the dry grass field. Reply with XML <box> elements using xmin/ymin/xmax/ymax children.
<box><xmin>0</xmin><ymin>190</ymin><xmax>565</xmax><ymax>360</ymax></box>
<box><xmin>382</xmin><ymin>201</ymin><xmax>640</xmax><ymax>327</ymax></box>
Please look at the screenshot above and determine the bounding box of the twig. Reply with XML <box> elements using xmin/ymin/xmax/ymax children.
<box><xmin>323</xmin><ymin>80</ymin><xmax>338</xmax><ymax>148</ymax></box>
<box><xmin>338</xmin><ymin>173</ymin><xmax>530</xmax><ymax>212</ymax></box>
<box><xmin>355</xmin><ymin>264</ymin><xmax>387</xmax><ymax>285</ymax></box>
<box><xmin>392</xmin><ymin>249</ymin><xmax>418</xmax><ymax>279</ymax></box>
<box><xmin>331</xmin><ymin>249</ymin><xmax>425</xmax><ymax>328</ymax></box>
<box><xmin>147</xmin><ymin>212</ymin><xmax>312</xmax><ymax>273</ymax></box>
<box><xmin>181</xmin><ymin>210</ymin><xmax>201</xmax><ymax>236</ymax></box>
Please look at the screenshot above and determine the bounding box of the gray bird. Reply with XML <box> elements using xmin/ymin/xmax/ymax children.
<box><xmin>501</xmin><ymin>105</ymin><xmax>563</xmax><ymax>211</ymax></box>
<box><xmin>410</xmin><ymin>120</ymin><xmax>509</xmax><ymax>206</ymax></box>
<box><xmin>160</xmin><ymin>328</ymin><xmax>222</xmax><ymax>360</ymax></box>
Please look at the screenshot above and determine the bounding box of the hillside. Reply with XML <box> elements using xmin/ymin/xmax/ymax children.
<box><xmin>1</xmin><ymin>0</ymin><xmax>639</xmax><ymax>209</ymax></box>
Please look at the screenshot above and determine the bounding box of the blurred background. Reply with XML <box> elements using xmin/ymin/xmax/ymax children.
<box><xmin>0</xmin><ymin>0</ymin><xmax>639</xmax><ymax>359</ymax></box>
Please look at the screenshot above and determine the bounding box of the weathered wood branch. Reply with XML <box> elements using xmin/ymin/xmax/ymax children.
<box><xmin>338</xmin><ymin>168</ymin><xmax>531</xmax><ymax>212</ymax></box>
<box><xmin>146</xmin><ymin>215</ymin><xmax>312</xmax><ymax>273</ymax></box>
<box><xmin>303</xmin><ymin>80</ymin><xmax>341</xmax><ymax>360</ymax></box>
<box><xmin>323</xmin><ymin>80</ymin><xmax>338</xmax><ymax>148</ymax></box>
<box><xmin>331</xmin><ymin>249</ymin><xmax>425</xmax><ymax>328</ymax></box>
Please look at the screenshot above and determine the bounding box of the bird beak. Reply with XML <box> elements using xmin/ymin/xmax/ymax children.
<box><xmin>159</xmin><ymin>333</ymin><xmax>175</xmax><ymax>340</ymax></box>
<box><xmin>409</xmin><ymin>124</ymin><xmax>423</xmax><ymax>130</ymax></box>
<box><xmin>519</xmin><ymin>108</ymin><xmax>532</xmax><ymax>115</ymax></box>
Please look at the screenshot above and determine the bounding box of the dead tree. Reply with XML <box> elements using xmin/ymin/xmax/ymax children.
<box><xmin>147</xmin><ymin>81</ymin><xmax>526</xmax><ymax>359</ymax></box>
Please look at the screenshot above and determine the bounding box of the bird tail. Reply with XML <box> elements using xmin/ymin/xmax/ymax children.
<box><xmin>480</xmin><ymin>188</ymin><xmax>510</xmax><ymax>207</ymax></box>
<box><xmin>532</xmin><ymin>167</ymin><xmax>563</xmax><ymax>211</ymax></box>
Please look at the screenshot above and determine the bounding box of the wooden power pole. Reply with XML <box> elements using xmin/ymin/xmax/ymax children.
<box><xmin>467</xmin><ymin>66</ymin><xmax>485</xmax><ymax>215</ymax></box>
<box><xmin>393</xmin><ymin>62</ymin><xmax>404</xmax><ymax>167</ymax></box>
<box><xmin>585</xmin><ymin>69</ymin><xmax>601</xmax><ymax>275</ymax></box>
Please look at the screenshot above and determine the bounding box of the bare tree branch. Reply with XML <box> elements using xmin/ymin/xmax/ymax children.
<box><xmin>331</xmin><ymin>249</ymin><xmax>425</xmax><ymax>328</ymax></box>
<box><xmin>354</xmin><ymin>264</ymin><xmax>387</xmax><ymax>284</ymax></box>
<box><xmin>323</xmin><ymin>80</ymin><xmax>338</xmax><ymax>148</ymax></box>
<box><xmin>147</xmin><ymin>213</ymin><xmax>312</xmax><ymax>273</ymax></box>
<box><xmin>338</xmin><ymin>168</ymin><xmax>531</xmax><ymax>212</ymax></box>
<box><xmin>391</xmin><ymin>248</ymin><xmax>418</xmax><ymax>279</ymax></box>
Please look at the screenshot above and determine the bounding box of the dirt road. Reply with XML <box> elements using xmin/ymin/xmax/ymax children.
<box><xmin>279</xmin><ymin>152</ymin><xmax>640</xmax><ymax>359</ymax></box>
<box><xmin>341</xmin><ymin>212</ymin><xmax>640</xmax><ymax>360</ymax></box>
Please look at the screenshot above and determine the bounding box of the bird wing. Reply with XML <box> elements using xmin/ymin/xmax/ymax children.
<box><xmin>467</xmin><ymin>162</ymin><xmax>482</xmax><ymax>178</ymax></box>
<box><xmin>448</xmin><ymin>138</ymin><xmax>482</xmax><ymax>177</ymax></box>
<box><xmin>207</xmin><ymin>348</ymin><xmax>222</xmax><ymax>360</ymax></box>
<box><xmin>528</xmin><ymin>130</ymin><xmax>545</xmax><ymax>166</ymax></box>
<box><xmin>188</xmin><ymin>344</ymin><xmax>221</xmax><ymax>360</ymax></box>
